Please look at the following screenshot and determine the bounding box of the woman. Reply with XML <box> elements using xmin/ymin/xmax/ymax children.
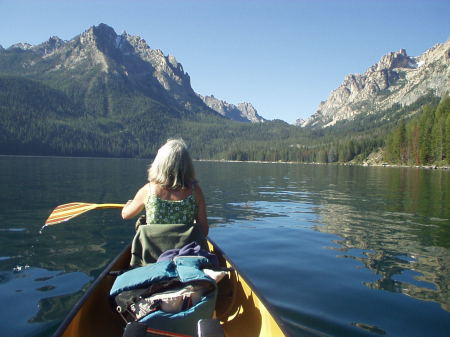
<box><xmin>121</xmin><ymin>138</ymin><xmax>208</xmax><ymax>236</ymax></box>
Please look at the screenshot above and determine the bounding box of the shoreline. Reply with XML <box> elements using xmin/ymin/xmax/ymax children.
<box><xmin>1</xmin><ymin>154</ymin><xmax>449</xmax><ymax>170</ymax></box>
<box><xmin>197</xmin><ymin>159</ymin><xmax>450</xmax><ymax>170</ymax></box>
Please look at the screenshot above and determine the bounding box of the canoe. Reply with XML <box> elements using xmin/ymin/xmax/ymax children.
<box><xmin>52</xmin><ymin>238</ymin><xmax>289</xmax><ymax>337</ymax></box>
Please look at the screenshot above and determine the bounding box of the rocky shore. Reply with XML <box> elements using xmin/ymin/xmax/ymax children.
<box><xmin>198</xmin><ymin>156</ymin><xmax>450</xmax><ymax>170</ymax></box>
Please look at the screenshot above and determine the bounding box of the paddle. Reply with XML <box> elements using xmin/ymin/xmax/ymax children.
<box><xmin>42</xmin><ymin>202</ymin><xmax>125</xmax><ymax>231</ymax></box>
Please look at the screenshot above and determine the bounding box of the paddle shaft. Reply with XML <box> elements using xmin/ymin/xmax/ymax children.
<box><xmin>95</xmin><ymin>204</ymin><xmax>126</xmax><ymax>209</ymax></box>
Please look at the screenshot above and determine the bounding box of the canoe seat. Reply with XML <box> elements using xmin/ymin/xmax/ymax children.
<box><xmin>130</xmin><ymin>223</ymin><xmax>208</xmax><ymax>268</ymax></box>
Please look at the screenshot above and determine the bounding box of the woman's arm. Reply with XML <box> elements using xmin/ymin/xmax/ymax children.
<box><xmin>195</xmin><ymin>184</ymin><xmax>209</xmax><ymax>236</ymax></box>
<box><xmin>121</xmin><ymin>185</ymin><xmax>148</xmax><ymax>220</ymax></box>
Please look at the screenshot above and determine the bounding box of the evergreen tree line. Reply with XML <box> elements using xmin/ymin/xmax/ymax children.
<box><xmin>385</xmin><ymin>96</ymin><xmax>450</xmax><ymax>165</ymax></box>
<box><xmin>213</xmin><ymin>136</ymin><xmax>383</xmax><ymax>163</ymax></box>
<box><xmin>0</xmin><ymin>75</ymin><xmax>447</xmax><ymax>165</ymax></box>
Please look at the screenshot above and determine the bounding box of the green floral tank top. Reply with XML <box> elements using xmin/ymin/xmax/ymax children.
<box><xmin>145</xmin><ymin>185</ymin><xmax>197</xmax><ymax>225</ymax></box>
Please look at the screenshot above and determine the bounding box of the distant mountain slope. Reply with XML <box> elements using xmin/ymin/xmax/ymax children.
<box><xmin>198</xmin><ymin>94</ymin><xmax>265</xmax><ymax>123</ymax></box>
<box><xmin>0</xmin><ymin>73</ymin><xmax>310</xmax><ymax>159</ymax></box>
<box><xmin>0</xmin><ymin>74</ymin><xmax>188</xmax><ymax>156</ymax></box>
<box><xmin>302</xmin><ymin>39</ymin><xmax>450</xmax><ymax>128</ymax></box>
<box><xmin>0</xmin><ymin>23</ymin><xmax>264</xmax><ymax>123</ymax></box>
<box><xmin>0</xmin><ymin>23</ymin><xmax>212</xmax><ymax>119</ymax></box>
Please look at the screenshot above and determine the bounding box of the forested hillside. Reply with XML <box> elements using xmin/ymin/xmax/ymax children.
<box><xmin>385</xmin><ymin>96</ymin><xmax>450</xmax><ymax>166</ymax></box>
<box><xmin>1</xmin><ymin>74</ymin><xmax>449</xmax><ymax>166</ymax></box>
<box><xmin>0</xmin><ymin>75</ymin><xmax>170</xmax><ymax>157</ymax></box>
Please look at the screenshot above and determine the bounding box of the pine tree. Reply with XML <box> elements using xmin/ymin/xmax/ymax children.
<box><xmin>445</xmin><ymin>113</ymin><xmax>450</xmax><ymax>162</ymax></box>
<box><xmin>419</xmin><ymin>105</ymin><xmax>435</xmax><ymax>164</ymax></box>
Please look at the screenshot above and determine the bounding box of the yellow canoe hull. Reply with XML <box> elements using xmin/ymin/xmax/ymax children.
<box><xmin>53</xmin><ymin>239</ymin><xmax>288</xmax><ymax>337</ymax></box>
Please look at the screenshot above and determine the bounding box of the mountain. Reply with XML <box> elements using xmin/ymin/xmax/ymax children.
<box><xmin>7</xmin><ymin>36</ymin><xmax>66</xmax><ymax>55</ymax></box>
<box><xmin>0</xmin><ymin>23</ymin><xmax>296</xmax><ymax>159</ymax></box>
<box><xmin>302</xmin><ymin>39</ymin><xmax>450</xmax><ymax>128</ymax></box>
<box><xmin>0</xmin><ymin>23</ymin><xmax>266</xmax><ymax>123</ymax></box>
<box><xmin>0</xmin><ymin>23</ymin><xmax>216</xmax><ymax>118</ymax></box>
<box><xmin>198</xmin><ymin>94</ymin><xmax>265</xmax><ymax>123</ymax></box>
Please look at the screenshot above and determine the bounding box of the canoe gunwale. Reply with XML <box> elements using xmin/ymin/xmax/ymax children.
<box><xmin>207</xmin><ymin>237</ymin><xmax>292</xmax><ymax>336</ymax></box>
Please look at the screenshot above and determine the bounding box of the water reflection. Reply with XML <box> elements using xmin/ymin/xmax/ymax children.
<box><xmin>310</xmin><ymin>167</ymin><xmax>450</xmax><ymax>312</ymax></box>
<box><xmin>202</xmin><ymin>162</ymin><xmax>450</xmax><ymax>314</ymax></box>
<box><xmin>1</xmin><ymin>158</ymin><xmax>449</xmax><ymax>337</ymax></box>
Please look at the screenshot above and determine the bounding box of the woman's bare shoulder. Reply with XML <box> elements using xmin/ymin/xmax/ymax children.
<box><xmin>136</xmin><ymin>183</ymin><xmax>150</xmax><ymax>200</ymax></box>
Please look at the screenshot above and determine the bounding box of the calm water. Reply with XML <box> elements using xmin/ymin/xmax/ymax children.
<box><xmin>0</xmin><ymin>156</ymin><xmax>449</xmax><ymax>337</ymax></box>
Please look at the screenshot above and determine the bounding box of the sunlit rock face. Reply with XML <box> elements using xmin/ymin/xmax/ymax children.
<box><xmin>302</xmin><ymin>39</ymin><xmax>450</xmax><ymax>128</ymax></box>
<box><xmin>2</xmin><ymin>23</ymin><xmax>268</xmax><ymax>122</ymax></box>
<box><xmin>199</xmin><ymin>94</ymin><xmax>265</xmax><ymax>123</ymax></box>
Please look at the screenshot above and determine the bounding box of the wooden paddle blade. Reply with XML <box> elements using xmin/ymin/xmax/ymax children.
<box><xmin>45</xmin><ymin>202</ymin><xmax>98</xmax><ymax>226</ymax></box>
<box><xmin>44</xmin><ymin>202</ymin><xmax>126</xmax><ymax>227</ymax></box>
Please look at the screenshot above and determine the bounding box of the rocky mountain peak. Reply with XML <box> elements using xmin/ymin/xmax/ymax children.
<box><xmin>77</xmin><ymin>24</ymin><xmax>197</xmax><ymax>110</ymax></box>
<box><xmin>121</xmin><ymin>31</ymin><xmax>150</xmax><ymax>51</ymax></box>
<box><xmin>199</xmin><ymin>94</ymin><xmax>265</xmax><ymax>123</ymax></box>
<box><xmin>33</xmin><ymin>36</ymin><xmax>66</xmax><ymax>56</ymax></box>
<box><xmin>8</xmin><ymin>42</ymin><xmax>33</xmax><ymax>51</ymax></box>
<box><xmin>370</xmin><ymin>48</ymin><xmax>415</xmax><ymax>72</ymax></box>
<box><xmin>301</xmin><ymin>39</ymin><xmax>450</xmax><ymax>128</ymax></box>
<box><xmin>88</xmin><ymin>23</ymin><xmax>117</xmax><ymax>41</ymax></box>
<box><xmin>79</xmin><ymin>23</ymin><xmax>120</xmax><ymax>52</ymax></box>
<box><xmin>111</xmin><ymin>29</ymin><xmax>186</xmax><ymax>83</ymax></box>
<box><xmin>0</xmin><ymin>23</ymin><xmax>263</xmax><ymax>122</ymax></box>
<box><xmin>237</xmin><ymin>102</ymin><xmax>264</xmax><ymax>123</ymax></box>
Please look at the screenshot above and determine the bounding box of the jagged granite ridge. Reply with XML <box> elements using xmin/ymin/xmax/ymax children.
<box><xmin>302</xmin><ymin>39</ymin><xmax>450</xmax><ymax>128</ymax></box>
<box><xmin>0</xmin><ymin>23</ymin><xmax>264</xmax><ymax>122</ymax></box>
<box><xmin>198</xmin><ymin>94</ymin><xmax>265</xmax><ymax>123</ymax></box>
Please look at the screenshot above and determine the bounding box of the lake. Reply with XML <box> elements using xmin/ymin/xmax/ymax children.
<box><xmin>0</xmin><ymin>156</ymin><xmax>449</xmax><ymax>337</ymax></box>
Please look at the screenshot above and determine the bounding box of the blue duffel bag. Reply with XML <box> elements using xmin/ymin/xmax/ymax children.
<box><xmin>110</xmin><ymin>256</ymin><xmax>218</xmax><ymax>337</ymax></box>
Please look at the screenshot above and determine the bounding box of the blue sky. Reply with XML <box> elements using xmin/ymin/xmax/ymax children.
<box><xmin>1</xmin><ymin>0</ymin><xmax>449</xmax><ymax>123</ymax></box>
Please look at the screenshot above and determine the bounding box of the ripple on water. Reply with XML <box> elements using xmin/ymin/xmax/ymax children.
<box><xmin>351</xmin><ymin>322</ymin><xmax>386</xmax><ymax>335</ymax></box>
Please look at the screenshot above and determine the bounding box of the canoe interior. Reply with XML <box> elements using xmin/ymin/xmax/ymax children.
<box><xmin>54</xmin><ymin>239</ymin><xmax>288</xmax><ymax>337</ymax></box>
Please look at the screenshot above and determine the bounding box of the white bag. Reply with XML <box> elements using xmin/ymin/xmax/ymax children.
<box><xmin>132</xmin><ymin>283</ymin><xmax>210</xmax><ymax>319</ymax></box>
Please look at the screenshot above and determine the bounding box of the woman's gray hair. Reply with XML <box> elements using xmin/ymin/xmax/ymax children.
<box><xmin>148</xmin><ymin>138</ymin><xmax>195</xmax><ymax>189</ymax></box>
